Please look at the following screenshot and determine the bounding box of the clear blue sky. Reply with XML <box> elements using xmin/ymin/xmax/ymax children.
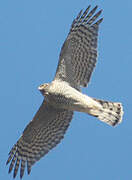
<box><xmin>0</xmin><ymin>0</ymin><xmax>131</xmax><ymax>180</ymax></box>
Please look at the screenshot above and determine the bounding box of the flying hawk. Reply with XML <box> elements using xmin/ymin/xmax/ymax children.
<box><xmin>6</xmin><ymin>5</ymin><xmax>123</xmax><ymax>179</ymax></box>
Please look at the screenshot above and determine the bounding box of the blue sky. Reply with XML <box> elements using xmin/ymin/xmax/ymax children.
<box><xmin>0</xmin><ymin>0</ymin><xmax>131</xmax><ymax>179</ymax></box>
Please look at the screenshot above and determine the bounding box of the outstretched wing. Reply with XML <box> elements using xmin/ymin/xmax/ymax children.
<box><xmin>55</xmin><ymin>6</ymin><xmax>103</xmax><ymax>88</ymax></box>
<box><xmin>6</xmin><ymin>101</ymin><xmax>73</xmax><ymax>178</ymax></box>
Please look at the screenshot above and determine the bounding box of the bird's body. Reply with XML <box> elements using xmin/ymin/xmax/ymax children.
<box><xmin>7</xmin><ymin>5</ymin><xmax>123</xmax><ymax>179</ymax></box>
<box><xmin>39</xmin><ymin>81</ymin><xmax>123</xmax><ymax>126</ymax></box>
<box><xmin>39</xmin><ymin>80</ymin><xmax>100</xmax><ymax>113</ymax></box>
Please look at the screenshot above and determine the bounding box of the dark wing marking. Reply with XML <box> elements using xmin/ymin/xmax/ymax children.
<box><xmin>6</xmin><ymin>101</ymin><xmax>73</xmax><ymax>178</ymax></box>
<box><xmin>55</xmin><ymin>6</ymin><xmax>103</xmax><ymax>88</ymax></box>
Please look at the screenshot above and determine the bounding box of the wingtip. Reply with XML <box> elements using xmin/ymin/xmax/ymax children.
<box><xmin>6</xmin><ymin>159</ymin><xmax>9</xmax><ymax>165</ymax></box>
<box><xmin>93</xmin><ymin>5</ymin><xmax>98</xmax><ymax>11</ymax></box>
<box><xmin>27</xmin><ymin>167</ymin><xmax>31</xmax><ymax>175</ymax></box>
<box><xmin>87</xmin><ymin>5</ymin><xmax>91</xmax><ymax>10</ymax></box>
<box><xmin>8</xmin><ymin>165</ymin><xmax>12</xmax><ymax>174</ymax></box>
<box><xmin>13</xmin><ymin>172</ymin><xmax>17</xmax><ymax>179</ymax></box>
<box><xmin>20</xmin><ymin>170</ymin><xmax>24</xmax><ymax>179</ymax></box>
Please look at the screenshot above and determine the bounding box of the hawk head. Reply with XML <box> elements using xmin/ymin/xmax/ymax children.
<box><xmin>38</xmin><ymin>83</ymin><xmax>50</xmax><ymax>96</ymax></box>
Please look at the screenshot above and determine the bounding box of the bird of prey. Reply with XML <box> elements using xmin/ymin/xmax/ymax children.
<box><xmin>6</xmin><ymin>5</ymin><xmax>123</xmax><ymax>179</ymax></box>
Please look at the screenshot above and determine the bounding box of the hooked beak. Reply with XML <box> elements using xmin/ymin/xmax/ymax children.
<box><xmin>38</xmin><ymin>84</ymin><xmax>49</xmax><ymax>96</ymax></box>
<box><xmin>38</xmin><ymin>84</ymin><xmax>44</xmax><ymax>90</ymax></box>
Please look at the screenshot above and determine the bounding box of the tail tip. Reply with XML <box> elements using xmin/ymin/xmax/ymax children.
<box><xmin>97</xmin><ymin>101</ymin><xmax>124</xmax><ymax>127</ymax></box>
<box><xmin>112</xmin><ymin>102</ymin><xmax>123</xmax><ymax>127</ymax></box>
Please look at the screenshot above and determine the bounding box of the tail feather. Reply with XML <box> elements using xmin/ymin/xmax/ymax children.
<box><xmin>92</xmin><ymin>98</ymin><xmax>123</xmax><ymax>126</ymax></box>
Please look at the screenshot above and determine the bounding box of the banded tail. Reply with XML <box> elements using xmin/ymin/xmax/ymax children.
<box><xmin>92</xmin><ymin>98</ymin><xmax>123</xmax><ymax>126</ymax></box>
